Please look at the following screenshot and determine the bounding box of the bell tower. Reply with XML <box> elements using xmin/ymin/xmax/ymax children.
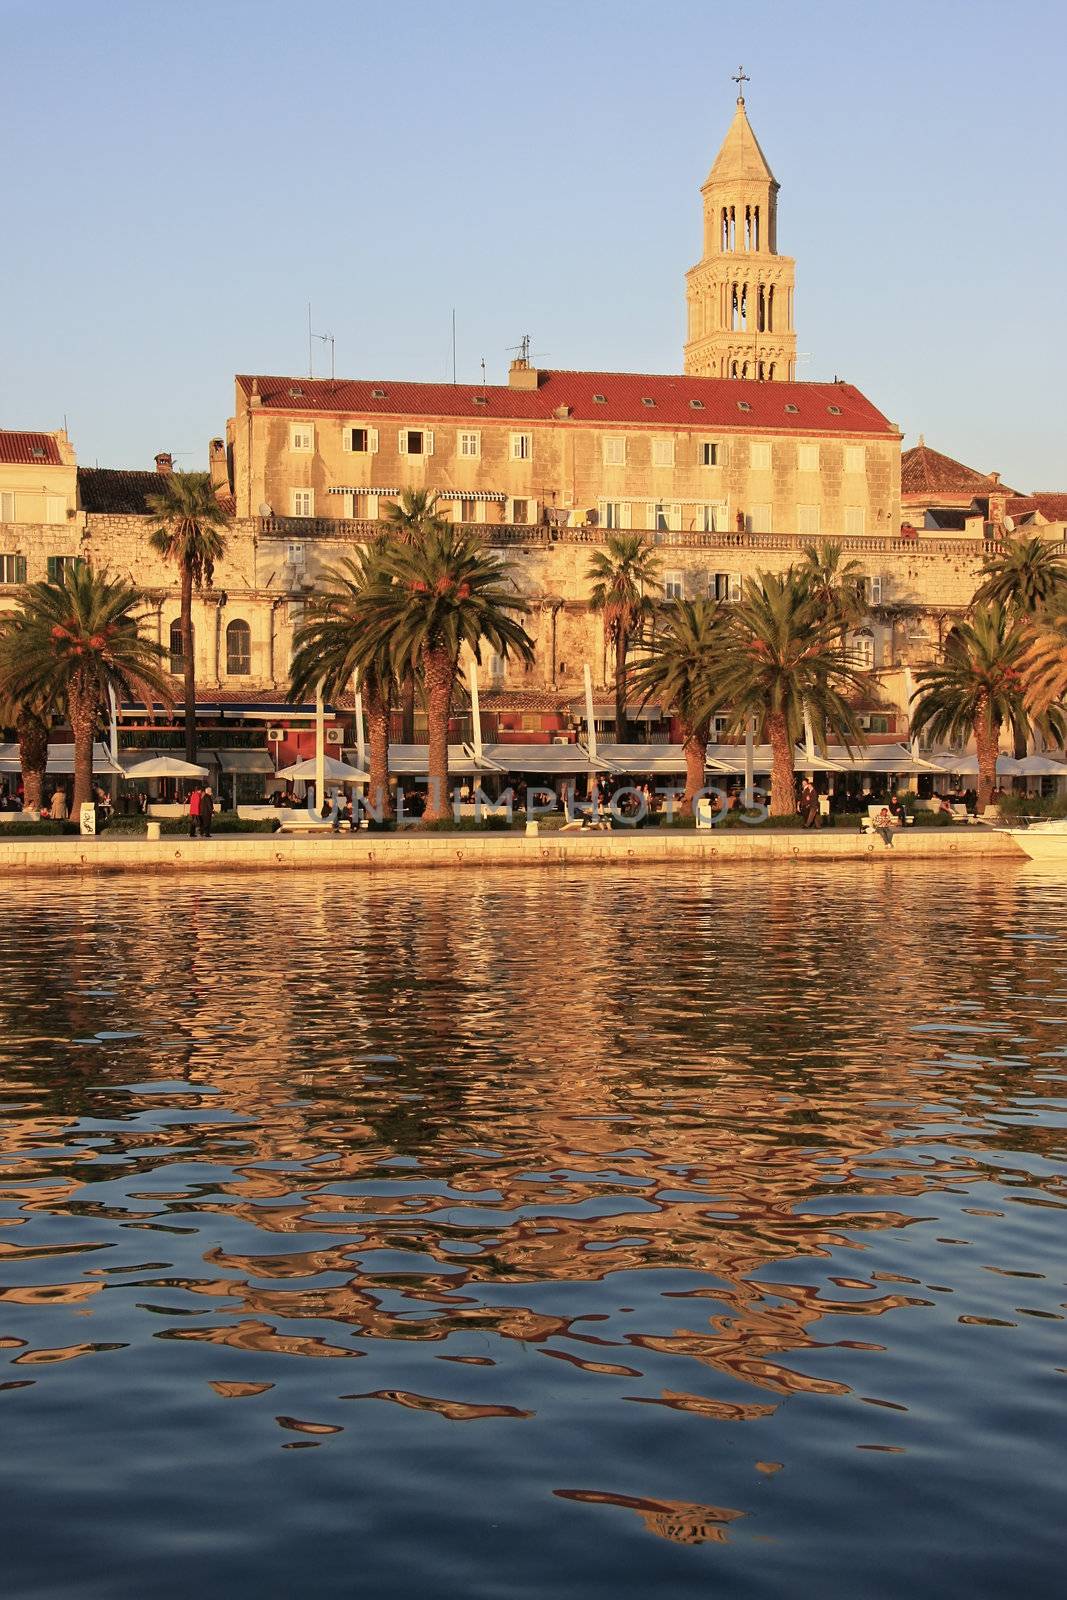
<box><xmin>684</xmin><ymin>71</ymin><xmax>797</xmax><ymax>381</ymax></box>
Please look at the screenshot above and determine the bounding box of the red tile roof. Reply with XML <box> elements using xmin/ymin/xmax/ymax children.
<box><xmin>0</xmin><ymin>430</ymin><xmax>63</xmax><ymax>466</ymax></box>
<box><xmin>237</xmin><ymin>370</ymin><xmax>895</xmax><ymax>436</ymax></box>
<box><xmin>1007</xmin><ymin>493</ymin><xmax>1067</xmax><ymax>522</ymax></box>
<box><xmin>78</xmin><ymin>467</ymin><xmax>168</xmax><ymax>514</ymax></box>
<box><xmin>902</xmin><ymin>441</ymin><xmax>1012</xmax><ymax>500</ymax></box>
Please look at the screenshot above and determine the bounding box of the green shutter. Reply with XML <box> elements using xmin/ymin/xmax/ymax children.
<box><xmin>15</xmin><ymin>555</ymin><xmax>27</xmax><ymax>584</ymax></box>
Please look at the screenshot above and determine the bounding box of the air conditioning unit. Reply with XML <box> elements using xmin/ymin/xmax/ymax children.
<box><xmin>326</xmin><ymin>729</ymin><xmax>344</xmax><ymax>745</ymax></box>
<box><xmin>552</xmin><ymin>735</ymin><xmax>572</xmax><ymax>746</ymax></box>
<box><xmin>266</xmin><ymin>727</ymin><xmax>284</xmax><ymax>742</ymax></box>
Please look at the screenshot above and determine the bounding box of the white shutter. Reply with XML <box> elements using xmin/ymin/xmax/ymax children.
<box><xmin>368</xmin><ymin>427</ymin><xmax>378</xmax><ymax>454</ymax></box>
<box><xmin>476</xmin><ymin>501</ymin><xmax>486</xmax><ymax>524</ymax></box>
<box><xmin>367</xmin><ymin>494</ymin><xmax>379</xmax><ymax>519</ymax></box>
<box><xmin>0</xmin><ymin>491</ymin><xmax>14</xmax><ymax>522</ymax></box>
<box><xmin>341</xmin><ymin>425</ymin><xmax>352</xmax><ymax>453</ymax></box>
<box><xmin>343</xmin><ymin>493</ymin><xmax>354</xmax><ymax>518</ymax></box>
<box><xmin>669</xmin><ymin>503</ymin><xmax>682</xmax><ymax>532</ymax></box>
<box><xmin>453</xmin><ymin>499</ymin><xmax>464</xmax><ymax>523</ymax></box>
<box><xmin>425</xmin><ymin>430</ymin><xmax>434</xmax><ymax>456</ymax></box>
<box><xmin>729</xmin><ymin>572</ymin><xmax>742</xmax><ymax>602</ymax></box>
<box><xmin>398</xmin><ymin>430</ymin><xmax>408</xmax><ymax>454</ymax></box>
<box><xmin>505</xmin><ymin>498</ymin><xmax>513</xmax><ymax>524</ymax></box>
<box><xmin>646</xmin><ymin>503</ymin><xmax>657</xmax><ymax>532</ymax></box>
<box><xmin>870</xmin><ymin>575</ymin><xmax>883</xmax><ymax>604</ymax></box>
<box><xmin>620</xmin><ymin>501</ymin><xmax>631</xmax><ymax>529</ymax></box>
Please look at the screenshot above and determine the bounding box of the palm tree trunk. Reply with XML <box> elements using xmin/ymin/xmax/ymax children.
<box><xmin>975</xmin><ymin>712</ymin><xmax>999</xmax><ymax>812</ymax></box>
<box><xmin>365</xmin><ymin>676</ymin><xmax>393</xmax><ymax>822</ymax></box>
<box><xmin>180</xmin><ymin>563</ymin><xmax>196</xmax><ymax>764</ymax></box>
<box><xmin>422</xmin><ymin>647</ymin><xmax>454</xmax><ymax>823</ymax></box>
<box><xmin>681</xmin><ymin>724</ymin><xmax>708</xmax><ymax>811</ymax></box>
<box><xmin>69</xmin><ymin>676</ymin><xmax>98</xmax><ymax>814</ymax></box>
<box><xmin>766</xmin><ymin>710</ymin><xmax>797</xmax><ymax>817</ymax></box>
<box><xmin>16</xmin><ymin>710</ymin><xmax>49</xmax><ymax>816</ymax></box>
<box><xmin>400</xmin><ymin>671</ymin><xmax>416</xmax><ymax>745</ymax></box>
<box><xmin>615</xmin><ymin>623</ymin><xmax>628</xmax><ymax>743</ymax></box>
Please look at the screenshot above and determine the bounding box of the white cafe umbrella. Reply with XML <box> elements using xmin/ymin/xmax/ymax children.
<box><xmin>1009</xmin><ymin>753</ymin><xmax>1067</xmax><ymax>777</ymax></box>
<box><xmin>931</xmin><ymin>751</ymin><xmax>1016</xmax><ymax>777</ymax></box>
<box><xmin>274</xmin><ymin>755</ymin><xmax>369</xmax><ymax>783</ymax></box>
<box><xmin>123</xmin><ymin>756</ymin><xmax>210</xmax><ymax>780</ymax></box>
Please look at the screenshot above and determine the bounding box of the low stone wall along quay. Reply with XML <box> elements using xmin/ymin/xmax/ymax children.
<box><xmin>0</xmin><ymin>828</ymin><xmax>1026</xmax><ymax>877</ymax></box>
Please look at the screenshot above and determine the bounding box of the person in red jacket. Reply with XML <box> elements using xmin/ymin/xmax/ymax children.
<box><xmin>188</xmin><ymin>784</ymin><xmax>202</xmax><ymax>839</ymax></box>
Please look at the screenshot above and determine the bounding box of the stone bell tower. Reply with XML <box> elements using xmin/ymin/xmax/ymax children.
<box><xmin>684</xmin><ymin>71</ymin><xmax>797</xmax><ymax>381</ymax></box>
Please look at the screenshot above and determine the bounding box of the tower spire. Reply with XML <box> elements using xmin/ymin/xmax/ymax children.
<box><xmin>683</xmin><ymin>86</ymin><xmax>797</xmax><ymax>381</ymax></box>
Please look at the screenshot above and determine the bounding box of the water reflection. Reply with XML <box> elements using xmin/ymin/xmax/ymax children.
<box><xmin>0</xmin><ymin>863</ymin><xmax>1064</xmax><ymax>1599</ymax></box>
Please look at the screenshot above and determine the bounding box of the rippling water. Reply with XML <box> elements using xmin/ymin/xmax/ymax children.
<box><xmin>0</xmin><ymin>862</ymin><xmax>1064</xmax><ymax>1599</ymax></box>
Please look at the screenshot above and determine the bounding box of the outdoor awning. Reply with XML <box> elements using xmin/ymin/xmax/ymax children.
<box><xmin>327</xmin><ymin>485</ymin><xmax>404</xmax><ymax>496</ymax></box>
<box><xmin>708</xmin><ymin>744</ymin><xmax>847</xmax><ymax>774</ymax></box>
<box><xmin>327</xmin><ymin>487</ymin><xmax>508</xmax><ymax>503</ymax></box>
<box><xmin>0</xmin><ymin>742</ymin><xmax>123</xmax><ymax>777</ymax></box>
<box><xmin>216</xmin><ymin>750</ymin><xmax>276</xmax><ymax>775</ymax></box>
<box><xmin>570</xmin><ymin>700</ymin><xmax>665</xmax><ymax>723</ymax></box>
<box><xmin>596</xmin><ymin>743</ymin><xmax>737</xmax><ymax>776</ymax></box>
<box><xmin>930</xmin><ymin>751</ymin><xmax>1016</xmax><ymax>777</ymax></box>
<box><xmin>1008</xmin><ymin>753</ymin><xmax>1067</xmax><ymax>777</ymax></box>
<box><xmin>383</xmin><ymin>744</ymin><xmax>508</xmax><ymax>777</ymax></box>
<box><xmin>481</xmin><ymin>742</ymin><xmax>618</xmax><ymax>775</ymax></box>
<box><xmin>823</xmin><ymin>743</ymin><xmax>946</xmax><ymax>774</ymax></box>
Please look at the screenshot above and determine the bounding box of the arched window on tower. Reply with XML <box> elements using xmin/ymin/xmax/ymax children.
<box><xmin>721</xmin><ymin>207</ymin><xmax>729</xmax><ymax>251</ymax></box>
<box><xmin>226</xmin><ymin>619</ymin><xmax>251</xmax><ymax>676</ymax></box>
<box><xmin>768</xmin><ymin>362</ymin><xmax>776</xmax><ymax>381</ymax></box>
<box><xmin>767</xmin><ymin>285</ymin><xmax>774</xmax><ymax>332</ymax></box>
<box><xmin>754</xmin><ymin>206</ymin><xmax>760</xmax><ymax>250</ymax></box>
<box><xmin>169</xmin><ymin>620</ymin><xmax>192</xmax><ymax>675</ymax></box>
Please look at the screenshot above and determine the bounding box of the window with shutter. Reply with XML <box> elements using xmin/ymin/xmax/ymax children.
<box><xmin>651</xmin><ymin>439</ymin><xmax>674</xmax><ymax>468</ymax></box>
<box><xmin>844</xmin><ymin>506</ymin><xmax>865</xmax><ymax>536</ymax></box>
<box><xmin>602</xmin><ymin>436</ymin><xmax>626</xmax><ymax>466</ymax></box>
<box><xmin>0</xmin><ymin>554</ymin><xmax>27</xmax><ymax>584</ymax></box>
<box><xmin>664</xmin><ymin>571</ymin><xmax>684</xmax><ymax>599</ymax></box>
<box><xmin>347</xmin><ymin>427</ymin><xmax>370</xmax><ymax>452</ymax></box>
<box><xmin>290</xmin><ymin>490</ymin><xmax>314</xmax><ymax>517</ymax></box>
<box><xmin>458</xmin><ymin>431</ymin><xmax>480</xmax><ymax>458</ymax></box>
<box><xmin>797</xmin><ymin>443</ymin><xmax>820</xmax><ymax>472</ymax></box>
<box><xmin>747</xmin><ymin>505</ymin><xmax>772</xmax><ymax>533</ymax></box>
<box><xmin>844</xmin><ymin>445</ymin><xmax>866</xmax><ymax>474</ymax></box>
<box><xmin>0</xmin><ymin>493</ymin><xmax>15</xmax><ymax>522</ymax></box>
<box><xmin>701</xmin><ymin>441</ymin><xmax>721</xmax><ymax>467</ymax></box>
<box><xmin>289</xmin><ymin>423</ymin><xmax>314</xmax><ymax>452</ymax></box>
<box><xmin>750</xmin><ymin>442</ymin><xmax>771</xmax><ymax>470</ymax></box>
<box><xmin>796</xmin><ymin>504</ymin><xmax>820</xmax><ymax>536</ymax></box>
<box><xmin>510</xmin><ymin>432</ymin><xmax>532</xmax><ymax>460</ymax></box>
<box><xmin>46</xmin><ymin>496</ymin><xmax>66</xmax><ymax>524</ymax></box>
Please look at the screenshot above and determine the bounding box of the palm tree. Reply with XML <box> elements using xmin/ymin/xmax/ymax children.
<box><xmin>362</xmin><ymin>526</ymin><xmax>534</xmax><ymax>822</ymax></box>
<box><xmin>629</xmin><ymin>598</ymin><xmax>728</xmax><ymax>808</ymax></box>
<box><xmin>911</xmin><ymin>604</ymin><xmax>1066</xmax><ymax>810</ymax></box>
<box><xmin>381</xmin><ymin>489</ymin><xmax>450</xmax><ymax>743</ymax></box>
<box><xmin>0</xmin><ymin>565</ymin><xmax>171</xmax><ymax>811</ymax></box>
<box><xmin>709</xmin><ymin>570</ymin><xmax>869</xmax><ymax>816</ymax></box>
<box><xmin>798</xmin><ymin>541</ymin><xmax>868</xmax><ymax>655</ymax></box>
<box><xmin>973</xmin><ymin>536</ymin><xmax>1067</xmax><ymax>615</ymax></box>
<box><xmin>1019</xmin><ymin>609</ymin><xmax>1067</xmax><ymax>716</ymax></box>
<box><xmin>587</xmin><ymin>534</ymin><xmax>661</xmax><ymax>742</ymax></box>
<box><xmin>147</xmin><ymin>471</ymin><xmax>229</xmax><ymax>762</ymax></box>
<box><xmin>288</xmin><ymin>541</ymin><xmax>397</xmax><ymax>820</ymax></box>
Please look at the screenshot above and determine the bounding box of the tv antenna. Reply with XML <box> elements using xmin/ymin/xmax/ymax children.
<box><xmin>507</xmin><ymin>333</ymin><xmax>548</xmax><ymax>365</ymax></box>
<box><xmin>307</xmin><ymin>303</ymin><xmax>335</xmax><ymax>381</ymax></box>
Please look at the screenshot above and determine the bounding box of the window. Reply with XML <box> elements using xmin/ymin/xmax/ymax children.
<box><xmin>225</xmin><ymin>619</ymin><xmax>251</xmax><ymax>675</ymax></box>
<box><xmin>398</xmin><ymin>428</ymin><xmax>433</xmax><ymax>455</ymax></box>
<box><xmin>289</xmin><ymin>423</ymin><xmax>314</xmax><ymax>452</ymax></box>
<box><xmin>0</xmin><ymin>492</ymin><xmax>15</xmax><ymax>522</ymax></box>
<box><xmin>737</xmin><ymin>401</ymin><xmax>752</xmax><ymax>413</ymax></box>
<box><xmin>689</xmin><ymin>399</ymin><xmax>705</xmax><ymax>410</ymax></box>
<box><xmin>750</xmin><ymin>442</ymin><xmax>771</xmax><ymax>470</ymax></box>
<box><xmin>846</xmin><ymin>630</ymin><xmax>875</xmax><ymax>670</ymax></box>
<box><xmin>701</xmin><ymin>441</ymin><xmax>720</xmax><ymax>467</ymax></box>
<box><xmin>602</xmin><ymin>501</ymin><xmax>631</xmax><ymax>530</ymax></box>
<box><xmin>458</xmin><ymin>431</ymin><xmax>481</xmax><ymax>459</ymax></box>
<box><xmin>701</xmin><ymin>503</ymin><xmax>727</xmax><ymax>532</ymax></box>
<box><xmin>797</xmin><ymin>443</ymin><xmax>820</xmax><ymax>472</ymax></box>
<box><xmin>287</xmin><ymin>541</ymin><xmax>306</xmax><ymax>569</ymax></box>
<box><xmin>869</xmin><ymin>574</ymin><xmax>884</xmax><ymax>605</ymax></box>
<box><xmin>844</xmin><ymin>505</ymin><xmax>866</xmax><ymax>537</ymax></box>
<box><xmin>797</xmin><ymin>504</ymin><xmax>821</xmax><ymax>536</ymax></box>
<box><xmin>711</xmin><ymin>571</ymin><xmax>742</xmax><ymax>603</ymax></box>
<box><xmin>651</xmin><ymin>438</ymin><xmax>675</xmax><ymax>468</ymax></box>
<box><xmin>343</xmin><ymin>426</ymin><xmax>378</xmax><ymax>453</ymax></box>
<box><xmin>168</xmin><ymin>619</ymin><xmax>192</xmax><ymax>674</ymax></box>
<box><xmin>602</xmin><ymin>436</ymin><xmax>627</xmax><ymax>466</ymax></box>
<box><xmin>511</xmin><ymin>499</ymin><xmax>530</xmax><ymax>524</ymax></box>
<box><xmin>651</xmin><ymin>502</ymin><xmax>681</xmax><ymax>532</ymax></box>
<box><xmin>290</xmin><ymin>489</ymin><xmax>314</xmax><ymax>517</ymax></box>
<box><xmin>642</xmin><ymin>397</ymin><xmax>655</xmax><ymax>408</ymax></box>
<box><xmin>593</xmin><ymin>394</ymin><xmax>607</xmax><ymax>405</ymax></box>
<box><xmin>0</xmin><ymin>553</ymin><xmax>27</xmax><ymax>584</ymax></box>
<box><xmin>510</xmin><ymin>431</ymin><xmax>532</xmax><ymax>461</ymax></box>
<box><xmin>844</xmin><ymin>445</ymin><xmax>866</xmax><ymax>474</ymax></box>
<box><xmin>46</xmin><ymin>496</ymin><xmax>66</xmax><ymax>524</ymax></box>
<box><xmin>664</xmin><ymin>570</ymin><xmax>684</xmax><ymax>600</ymax></box>
<box><xmin>459</xmin><ymin>498</ymin><xmax>478</xmax><ymax>522</ymax></box>
<box><xmin>828</xmin><ymin>404</ymin><xmax>842</xmax><ymax>415</ymax></box>
<box><xmin>47</xmin><ymin>555</ymin><xmax>79</xmax><ymax>582</ymax></box>
<box><xmin>746</xmin><ymin>504</ymin><xmax>771</xmax><ymax>533</ymax></box>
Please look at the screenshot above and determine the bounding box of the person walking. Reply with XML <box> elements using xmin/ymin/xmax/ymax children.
<box><xmin>188</xmin><ymin>783</ymin><xmax>202</xmax><ymax>839</ymax></box>
<box><xmin>199</xmin><ymin>785</ymin><xmax>215</xmax><ymax>839</ymax></box>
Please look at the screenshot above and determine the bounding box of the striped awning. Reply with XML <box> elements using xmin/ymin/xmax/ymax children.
<box><xmin>327</xmin><ymin>486</ymin><xmax>404</xmax><ymax>496</ymax></box>
<box><xmin>326</xmin><ymin>486</ymin><xmax>508</xmax><ymax>502</ymax></box>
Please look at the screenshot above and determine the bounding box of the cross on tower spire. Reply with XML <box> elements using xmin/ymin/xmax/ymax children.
<box><xmin>732</xmin><ymin>64</ymin><xmax>750</xmax><ymax>104</ymax></box>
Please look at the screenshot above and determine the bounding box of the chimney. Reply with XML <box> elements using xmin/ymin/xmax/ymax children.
<box><xmin>154</xmin><ymin>451</ymin><xmax>173</xmax><ymax>475</ymax></box>
<box><xmin>508</xmin><ymin>358</ymin><xmax>542</xmax><ymax>391</ymax></box>
<box><xmin>989</xmin><ymin>471</ymin><xmax>1000</xmax><ymax>485</ymax></box>
<box><xmin>209</xmin><ymin>437</ymin><xmax>231</xmax><ymax>496</ymax></box>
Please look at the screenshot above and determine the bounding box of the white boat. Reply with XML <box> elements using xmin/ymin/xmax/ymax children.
<box><xmin>1006</xmin><ymin>820</ymin><xmax>1067</xmax><ymax>862</ymax></box>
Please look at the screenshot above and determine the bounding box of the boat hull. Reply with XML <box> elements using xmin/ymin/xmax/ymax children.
<box><xmin>1007</xmin><ymin>824</ymin><xmax>1067</xmax><ymax>862</ymax></box>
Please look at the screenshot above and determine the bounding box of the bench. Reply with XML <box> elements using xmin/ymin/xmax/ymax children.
<box><xmin>860</xmin><ymin>805</ymin><xmax>914</xmax><ymax>833</ymax></box>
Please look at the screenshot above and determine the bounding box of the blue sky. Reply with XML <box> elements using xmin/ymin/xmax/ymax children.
<box><xmin>3</xmin><ymin>0</ymin><xmax>1065</xmax><ymax>490</ymax></box>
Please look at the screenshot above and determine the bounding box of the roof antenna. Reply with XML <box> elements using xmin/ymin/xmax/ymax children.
<box><xmin>451</xmin><ymin>309</ymin><xmax>457</xmax><ymax>384</ymax></box>
<box><xmin>312</xmin><ymin>324</ymin><xmax>336</xmax><ymax>383</ymax></box>
<box><xmin>480</xmin><ymin>357</ymin><xmax>487</xmax><ymax>390</ymax></box>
